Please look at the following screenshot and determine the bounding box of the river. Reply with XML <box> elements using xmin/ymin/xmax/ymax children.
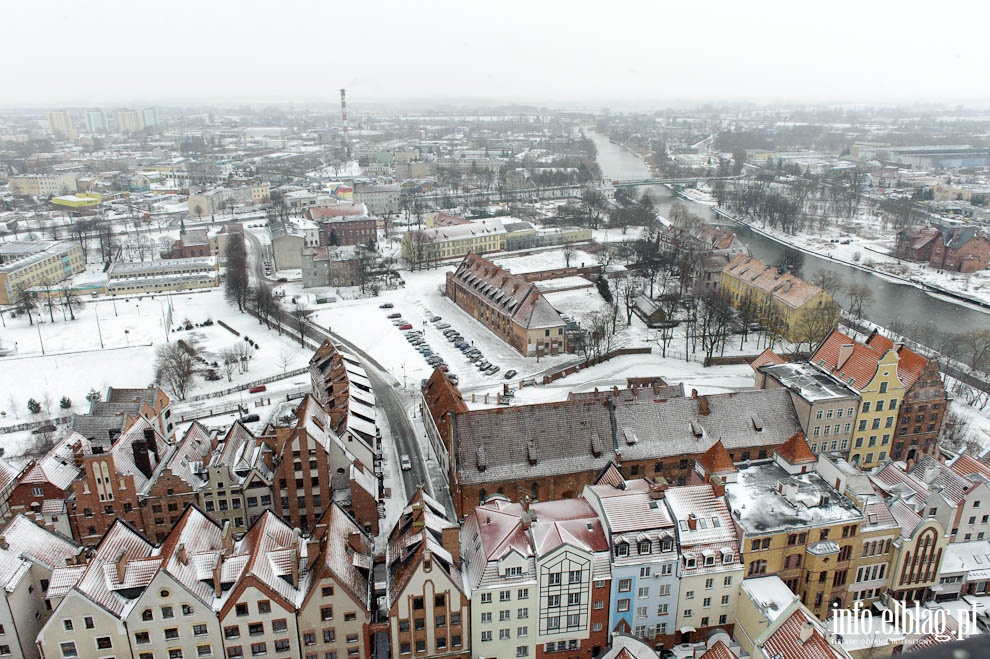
<box><xmin>587</xmin><ymin>130</ymin><xmax>990</xmax><ymax>334</ymax></box>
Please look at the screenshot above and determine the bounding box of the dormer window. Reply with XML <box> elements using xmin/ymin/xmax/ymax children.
<box><xmin>661</xmin><ymin>538</ymin><xmax>674</xmax><ymax>553</ymax></box>
<box><xmin>684</xmin><ymin>554</ymin><xmax>697</xmax><ymax>569</ymax></box>
<box><xmin>504</xmin><ymin>566</ymin><xmax>523</xmax><ymax>578</ymax></box>
<box><xmin>638</xmin><ymin>540</ymin><xmax>651</xmax><ymax>555</ymax></box>
<box><xmin>615</xmin><ymin>542</ymin><xmax>629</xmax><ymax>558</ymax></box>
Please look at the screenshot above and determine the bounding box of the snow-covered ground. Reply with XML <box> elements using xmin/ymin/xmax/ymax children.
<box><xmin>492</xmin><ymin>249</ymin><xmax>601</xmax><ymax>273</ymax></box>
<box><xmin>0</xmin><ymin>289</ymin><xmax>313</xmax><ymax>458</ymax></box>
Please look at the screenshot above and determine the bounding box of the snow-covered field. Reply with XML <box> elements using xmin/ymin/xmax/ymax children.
<box><xmin>0</xmin><ymin>289</ymin><xmax>313</xmax><ymax>457</ymax></box>
<box><xmin>492</xmin><ymin>249</ymin><xmax>601</xmax><ymax>273</ymax></box>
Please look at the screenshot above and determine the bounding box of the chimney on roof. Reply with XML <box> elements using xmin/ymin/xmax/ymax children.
<box><xmin>221</xmin><ymin>521</ymin><xmax>233</xmax><ymax>553</ymax></box>
<box><xmin>837</xmin><ymin>343</ymin><xmax>855</xmax><ymax>371</ymax></box>
<box><xmin>648</xmin><ymin>482</ymin><xmax>667</xmax><ymax>500</ymax></box>
<box><xmin>687</xmin><ymin>514</ymin><xmax>698</xmax><ymax>531</ymax></box>
<box><xmin>442</xmin><ymin>525</ymin><xmax>461</xmax><ymax>568</ymax></box>
<box><xmin>212</xmin><ymin>552</ymin><xmax>224</xmax><ymax>597</ymax></box>
<box><xmin>114</xmin><ymin>547</ymin><xmax>127</xmax><ymax>583</ymax></box>
<box><xmin>799</xmin><ymin>620</ymin><xmax>815</xmax><ymax>644</ymax></box>
<box><xmin>143</xmin><ymin>428</ymin><xmax>159</xmax><ymax>461</ymax></box>
<box><xmin>711</xmin><ymin>474</ymin><xmax>725</xmax><ymax>497</ymax></box>
<box><xmin>521</xmin><ymin>510</ymin><xmax>536</xmax><ymax>530</ymax></box>
<box><xmin>132</xmin><ymin>440</ymin><xmax>154</xmax><ymax>478</ymax></box>
<box><xmin>697</xmin><ymin>395</ymin><xmax>710</xmax><ymax>416</ymax></box>
<box><xmin>176</xmin><ymin>543</ymin><xmax>188</xmax><ymax>565</ymax></box>
<box><xmin>691</xmin><ymin>388</ymin><xmax>699</xmax><ymax>399</ymax></box>
<box><xmin>289</xmin><ymin>545</ymin><xmax>299</xmax><ymax>588</ymax></box>
<box><xmin>347</xmin><ymin>532</ymin><xmax>363</xmax><ymax>554</ymax></box>
<box><xmin>0</xmin><ymin>537</ymin><xmax>7</xmax><ymax>551</ymax></box>
<box><xmin>631</xmin><ymin>384</ymin><xmax>638</xmax><ymax>397</ymax></box>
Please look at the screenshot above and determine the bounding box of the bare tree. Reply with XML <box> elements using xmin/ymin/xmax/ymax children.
<box><xmin>812</xmin><ymin>271</ymin><xmax>844</xmax><ymax>299</ymax></box>
<box><xmin>277</xmin><ymin>349</ymin><xmax>293</xmax><ymax>375</ymax></box>
<box><xmin>656</xmin><ymin>323</ymin><xmax>676</xmax><ymax>358</ymax></box>
<box><xmin>154</xmin><ymin>342</ymin><xmax>198</xmax><ymax>400</ymax></box>
<box><xmin>221</xmin><ymin>346</ymin><xmax>239</xmax><ymax>382</ymax></box>
<box><xmin>233</xmin><ymin>342</ymin><xmax>254</xmax><ymax>373</ymax></box>
<box><xmin>563</xmin><ymin>241</ymin><xmax>577</xmax><ymax>268</ymax></box>
<box><xmin>696</xmin><ymin>289</ymin><xmax>734</xmax><ymax>366</ymax></box>
<box><xmin>12</xmin><ymin>282</ymin><xmax>37</xmax><ymax>325</ymax></box>
<box><xmin>224</xmin><ymin>233</ymin><xmax>249</xmax><ymax>312</ymax></box>
<box><xmin>845</xmin><ymin>284</ymin><xmax>873</xmax><ymax>320</ymax></box>
<box><xmin>58</xmin><ymin>282</ymin><xmax>83</xmax><ymax>321</ymax></box>
<box><xmin>39</xmin><ymin>278</ymin><xmax>57</xmax><ymax>323</ymax></box>
<box><xmin>292</xmin><ymin>305</ymin><xmax>308</xmax><ymax>347</ymax></box>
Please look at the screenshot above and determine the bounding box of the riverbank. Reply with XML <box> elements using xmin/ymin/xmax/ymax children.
<box><xmin>712</xmin><ymin>207</ymin><xmax>990</xmax><ymax>315</ymax></box>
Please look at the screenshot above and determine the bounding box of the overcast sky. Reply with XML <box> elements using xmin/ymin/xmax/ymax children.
<box><xmin>4</xmin><ymin>0</ymin><xmax>988</xmax><ymax>108</ymax></box>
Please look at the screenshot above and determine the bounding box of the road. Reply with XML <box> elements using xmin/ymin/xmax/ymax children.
<box><xmin>243</xmin><ymin>229</ymin><xmax>451</xmax><ymax>516</ymax></box>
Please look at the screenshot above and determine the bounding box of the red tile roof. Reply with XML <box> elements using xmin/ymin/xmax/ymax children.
<box><xmin>761</xmin><ymin>608</ymin><xmax>844</xmax><ymax>659</ymax></box>
<box><xmin>751</xmin><ymin>348</ymin><xmax>785</xmax><ymax>371</ymax></box>
<box><xmin>813</xmin><ymin>329</ymin><xmax>932</xmax><ymax>392</ymax></box>
<box><xmin>776</xmin><ymin>431</ymin><xmax>818</xmax><ymax>465</ymax></box>
<box><xmin>697</xmin><ymin>440</ymin><xmax>738</xmax><ymax>476</ymax></box>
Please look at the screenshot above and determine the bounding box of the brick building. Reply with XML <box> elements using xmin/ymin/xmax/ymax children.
<box><xmin>928</xmin><ymin>226</ymin><xmax>990</xmax><ymax>273</ymax></box>
<box><xmin>317</xmin><ymin>216</ymin><xmax>378</xmax><ymax>247</ymax></box>
<box><xmin>445</xmin><ymin>253</ymin><xmax>568</xmax><ymax>357</ymax></box>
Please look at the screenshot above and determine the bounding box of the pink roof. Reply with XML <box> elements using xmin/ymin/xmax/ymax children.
<box><xmin>751</xmin><ymin>348</ymin><xmax>785</xmax><ymax>371</ymax></box>
<box><xmin>761</xmin><ymin>608</ymin><xmax>843</xmax><ymax>659</ymax></box>
<box><xmin>472</xmin><ymin>498</ymin><xmax>608</xmax><ymax>562</ymax></box>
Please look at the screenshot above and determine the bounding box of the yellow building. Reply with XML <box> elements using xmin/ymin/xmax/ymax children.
<box><xmin>886</xmin><ymin>503</ymin><xmax>948</xmax><ymax>603</ymax></box>
<box><xmin>52</xmin><ymin>192</ymin><xmax>102</xmax><ymax>208</ymax></box>
<box><xmin>720</xmin><ymin>254</ymin><xmax>838</xmax><ymax>344</ymax></box>
<box><xmin>402</xmin><ymin>218</ymin><xmax>507</xmax><ymax>264</ymax></box>
<box><xmin>811</xmin><ymin>331</ymin><xmax>908</xmax><ymax>469</ymax></box>
<box><xmin>0</xmin><ymin>241</ymin><xmax>86</xmax><ymax>304</ymax></box>
<box><xmin>8</xmin><ymin>173</ymin><xmax>77</xmax><ymax>197</ymax></box>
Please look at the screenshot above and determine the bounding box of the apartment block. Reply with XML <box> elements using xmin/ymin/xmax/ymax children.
<box><xmin>0</xmin><ymin>241</ymin><xmax>85</xmax><ymax>305</ymax></box>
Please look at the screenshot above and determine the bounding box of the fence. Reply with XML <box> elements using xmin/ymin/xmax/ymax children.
<box><xmin>0</xmin><ymin>415</ymin><xmax>73</xmax><ymax>436</ymax></box>
<box><xmin>541</xmin><ymin>347</ymin><xmax>652</xmax><ymax>384</ymax></box>
<box><xmin>183</xmin><ymin>367</ymin><xmax>310</xmax><ymax>403</ymax></box>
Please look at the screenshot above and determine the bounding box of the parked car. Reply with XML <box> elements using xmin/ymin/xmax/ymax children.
<box><xmin>248</xmin><ymin>385</ymin><xmax>267</xmax><ymax>394</ymax></box>
<box><xmin>429</xmin><ymin>316</ymin><xmax>442</xmax><ymax>323</ymax></box>
<box><xmin>447</xmin><ymin>334</ymin><xmax>461</xmax><ymax>342</ymax></box>
<box><xmin>239</xmin><ymin>414</ymin><xmax>260</xmax><ymax>423</ymax></box>
<box><xmin>435</xmin><ymin>323</ymin><xmax>451</xmax><ymax>330</ymax></box>
<box><xmin>486</xmin><ymin>365</ymin><xmax>500</xmax><ymax>375</ymax></box>
<box><xmin>379</xmin><ymin>303</ymin><xmax>394</xmax><ymax>309</ymax></box>
<box><xmin>447</xmin><ymin>374</ymin><xmax>459</xmax><ymax>384</ymax></box>
<box><xmin>399</xmin><ymin>324</ymin><xmax>413</xmax><ymax>330</ymax></box>
<box><xmin>32</xmin><ymin>423</ymin><xmax>56</xmax><ymax>435</ymax></box>
<box><xmin>387</xmin><ymin>312</ymin><xmax>402</xmax><ymax>319</ymax></box>
<box><xmin>442</xmin><ymin>329</ymin><xmax>456</xmax><ymax>336</ymax></box>
<box><xmin>400</xmin><ymin>454</ymin><xmax>412</xmax><ymax>471</ymax></box>
<box><xmin>504</xmin><ymin>369</ymin><xmax>518</xmax><ymax>379</ymax></box>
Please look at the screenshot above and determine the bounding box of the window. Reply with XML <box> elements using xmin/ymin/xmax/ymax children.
<box><xmin>481</xmin><ymin>631</ymin><xmax>492</xmax><ymax>642</ymax></box>
<box><xmin>568</xmin><ymin>570</ymin><xmax>582</xmax><ymax>584</ymax></box>
<box><xmin>722</xmin><ymin>595</ymin><xmax>730</xmax><ymax>605</ymax></box>
<box><xmin>60</xmin><ymin>642</ymin><xmax>77</xmax><ymax>658</ymax></box>
<box><xmin>568</xmin><ymin>593</ymin><xmax>581</xmax><ymax>606</ymax></box>
<box><xmin>273</xmin><ymin>640</ymin><xmax>289</xmax><ymax>653</ymax></box>
<box><xmin>320</xmin><ymin>607</ymin><xmax>333</xmax><ymax>621</ymax></box>
<box><xmin>194</xmin><ymin>624</ymin><xmax>208</xmax><ymax>636</ymax></box>
<box><xmin>518</xmin><ymin>608</ymin><xmax>528</xmax><ymax>619</ymax></box>
<box><xmin>272</xmin><ymin>619</ymin><xmax>288</xmax><ymax>633</ymax></box>
<box><xmin>236</xmin><ymin>604</ymin><xmax>249</xmax><ymax>617</ymax></box>
<box><xmin>225</xmin><ymin>626</ymin><xmax>240</xmax><ymax>639</ymax></box>
<box><xmin>518</xmin><ymin>588</ymin><xmax>528</xmax><ymax>599</ymax></box>
<box><xmin>637</xmin><ymin>586</ymin><xmax>650</xmax><ymax>600</ymax></box>
<box><xmin>703</xmin><ymin>597</ymin><xmax>712</xmax><ymax>608</ymax></box>
<box><xmin>516</xmin><ymin>647</ymin><xmax>528</xmax><ymax>657</ymax></box>
<box><xmin>249</xmin><ymin>623</ymin><xmax>264</xmax><ymax>636</ymax></box>
<box><xmin>500</xmin><ymin>629</ymin><xmax>511</xmax><ymax>640</ymax></box>
<box><xmin>500</xmin><ymin>590</ymin><xmax>511</xmax><ymax>602</ymax></box>
<box><xmin>197</xmin><ymin>646</ymin><xmax>212</xmax><ymax>657</ymax></box>
<box><xmin>480</xmin><ymin>593</ymin><xmax>492</xmax><ymax>604</ymax></box>
<box><xmin>618</xmin><ymin>579</ymin><xmax>632</xmax><ymax>592</ymax></box>
<box><xmin>250</xmin><ymin>643</ymin><xmax>266</xmax><ymax>656</ymax></box>
<box><xmin>481</xmin><ymin>612</ymin><xmax>492</xmax><ymax>623</ymax></box>
<box><xmin>548</xmin><ymin>595</ymin><xmax>560</xmax><ymax>608</ymax></box>
<box><xmin>686</xmin><ymin>590</ymin><xmax>695</xmax><ymax>599</ymax></box>
<box><xmin>615</xmin><ymin>543</ymin><xmax>629</xmax><ymax>557</ymax></box>
<box><xmin>636</xmin><ymin>606</ymin><xmax>648</xmax><ymax>619</ymax></box>
<box><xmin>617</xmin><ymin>599</ymin><xmax>630</xmax><ymax>612</ymax></box>
<box><xmin>169</xmin><ymin>651</ymin><xmax>184</xmax><ymax>659</ymax></box>
<box><xmin>135</xmin><ymin>632</ymin><xmax>151</xmax><ymax>644</ymax></box>
<box><xmin>683</xmin><ymin>609</ymin><xmax>693</xmax><ymax>618</ymax></box>
<box><xmin>63</xmin><ymin>619</ymin><xmax>73</xmax><ymax>632</ymax></box>
<box><xmin>165</xmin><ymin>628</ymin><xmax>180</xmax><ymax>640</ymax></box>
<box><xmin>142</xmin><ymin>609</ymin><xmax>154</xmax><ymax>622</ymax></box>
<box><xmin>228</xmin><ymin>648</ymin><xmax>244</xmax><ymax>659</ymax></box>
<box><xmin>84</xmin><ymin>616</ymin><xmax>94</xmax><ymax>629</ymax></box>
<box><xmin>258</xmin><ymin>601</ymin><xmax>271</xmax><ymax>614</ymax></box>
<box><xmin>322</xmin><ymin>586</ymin><xmax>334</xmax><ymax>597</ymax></box>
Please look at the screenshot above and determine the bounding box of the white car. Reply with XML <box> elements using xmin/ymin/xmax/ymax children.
<box><xmin>400</xmin><ymin>454</ymin><xmax>412</xmax><ymax>471</ymax></box>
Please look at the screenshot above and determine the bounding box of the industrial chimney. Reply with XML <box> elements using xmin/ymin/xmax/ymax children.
<box><xmin>340</xmin><ymin>88</ymin><xmax>350</xmax><ymax>159</ymax></box>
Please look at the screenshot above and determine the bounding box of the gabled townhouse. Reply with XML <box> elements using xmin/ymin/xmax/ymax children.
<box><xmin>584</xmin><ymin>471</ymin><xmax>680</xmax><ymax>649</ymax></box>
<box><xmin>72</xmin><ymin>387</ymin><xmax>174</xmax><ymax>444</ymax></box>
<box><xmin>384</xmin><ymin>489</ymin><xmax>469</xmax><ymax>659</ymax></box>
<box><xmin>38</xmin><ymin>519</ymin><xmax>155</xmax><ymax>659</ymax></box>
<box><xmin>885</xmin><ymin>498</ymin><xmax>948</xmax><ymax>603</ymax></box>
<box><xmin>296</xmin><ymin>503</ymin><xmax>373</xmax><ymax>659</ymax></box>
<box><xmin>0</xmin><ymin>516</ymin><xmax>82</xmax><ymax>659</ymax></box>
<box><xmin>141</xmin><ymin>422</ymin><xmax>213</xmax><ymax>542</ymax></box>
<box><xmin>270</xmin><ymin>396</ymin><xmax>337</xmax><ymax>533</ymax></box>
<box><xmin>810</xmin><ymin>330</ymin><xmax>946</xmax><ymax>468</ymax></box>
<box><xmin>460</xmin><ymin>495</ymin><xmax>611</xmax><ymax>659</ymax></box>
<box><xmin>847</xmin><ymin>500</ymin><xmax>900</xmax><ymax>610</ymax></box>
<box><xmin>215</xmin><ymin>511</ymin><xmax>310</xmax><ymax>659</ymax></box>
<box><xmin>0</xmin><ymin>459</ymin><xmax>21</xmax><ymax>524</ymax></box>
<box><xmin>120</xmin><ymin>507</ymin><xmax>227</xmax><ymax>659</ymax></box>
<box><xmin>67</xmin><ymin>416</ymin><xmax>172</xmax><ymax>545</ymax></box>
<box><xmin>723</xmin><ymin>433</ymin><xmax>867</xmax><ymax>618</ymax></box>
<box><xmin>8</xmin><ymin>432</ymin><xmax>87</xmax><ymax>537</ymax></box>
<box><xmin>735</xmin><ymin>576</ymin><xmax>851</xmax><ymax>659</ymax></box>
<box><xmin>203</xmin><ymin>421</ymin><xmax>276</xmax><ymax>533</ymax></box>
<box><xmin>664</xmin><ymin>483</ymin><xmax>743</xmax><ymax>645</ymax></box>
<box><xmin>871</xmin><ymin>455</ymin><xmax>990</xmax><ymax>543</ymax></box>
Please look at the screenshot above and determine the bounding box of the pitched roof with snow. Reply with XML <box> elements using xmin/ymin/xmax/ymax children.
<box><xmin>812</xmin><ymin>329</ymin><xmax>932</xmax><ymax>392</ymax></box>
<box><xmin>455</xmin><ymin>399</ymin><xmax>614</xmax><ymax>485</ymax></box>
<box><xmin>0</xmin><ymin>515</ymin><xmax>81</xmax><ymax>593</ymax></box>
<box><xmin>72</xmin><ymin>521</ymin><xmax>156</xmax><ymax>617</ymax></box>
<box><xmin>723</xmin><ymin>254</ymin><xmax>829</xmax><ymax>310</ymax></box>
<box><xmin>776</xmin><ymin>431</ymin><xmax>818</xmax><ymax>465</ymax></box>
<box><xmin>316</xmin><ymin>503</ymin><xmax>371</xmax><ymax>608</ymax></box>
<box><xmin>451</xmin><ymin>252</ymin><xmax>566</xmax><ymax>330</ymax></box>
<box><xmin>751</xmin><ymin>348</ymin><xmax>786</xmax><ymax>371</ymax></box>
<box><xmin>612</xmin><ymin>389</ymin><xmax>802</xmax><ymax>461</ymax></box>
<box><xmin>697</xmin><ymin>440</ymin><xmax>738</xmax><ymax>476</ymax></box>
<box><xmin>760</xmin><ymin>608</ymin><xmax>846</xmax><ymax>659</ymax></box>
<box><xmin>20</xmin><ymin>431</ymin><xmax>88</xmax><ymax>491</ymax></box>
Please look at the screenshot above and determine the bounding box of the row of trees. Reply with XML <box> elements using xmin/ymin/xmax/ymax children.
<box><xmin>10</xmin><ymin>278</ymin><xmax>83</xmax><ymax>325</ymax></box>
